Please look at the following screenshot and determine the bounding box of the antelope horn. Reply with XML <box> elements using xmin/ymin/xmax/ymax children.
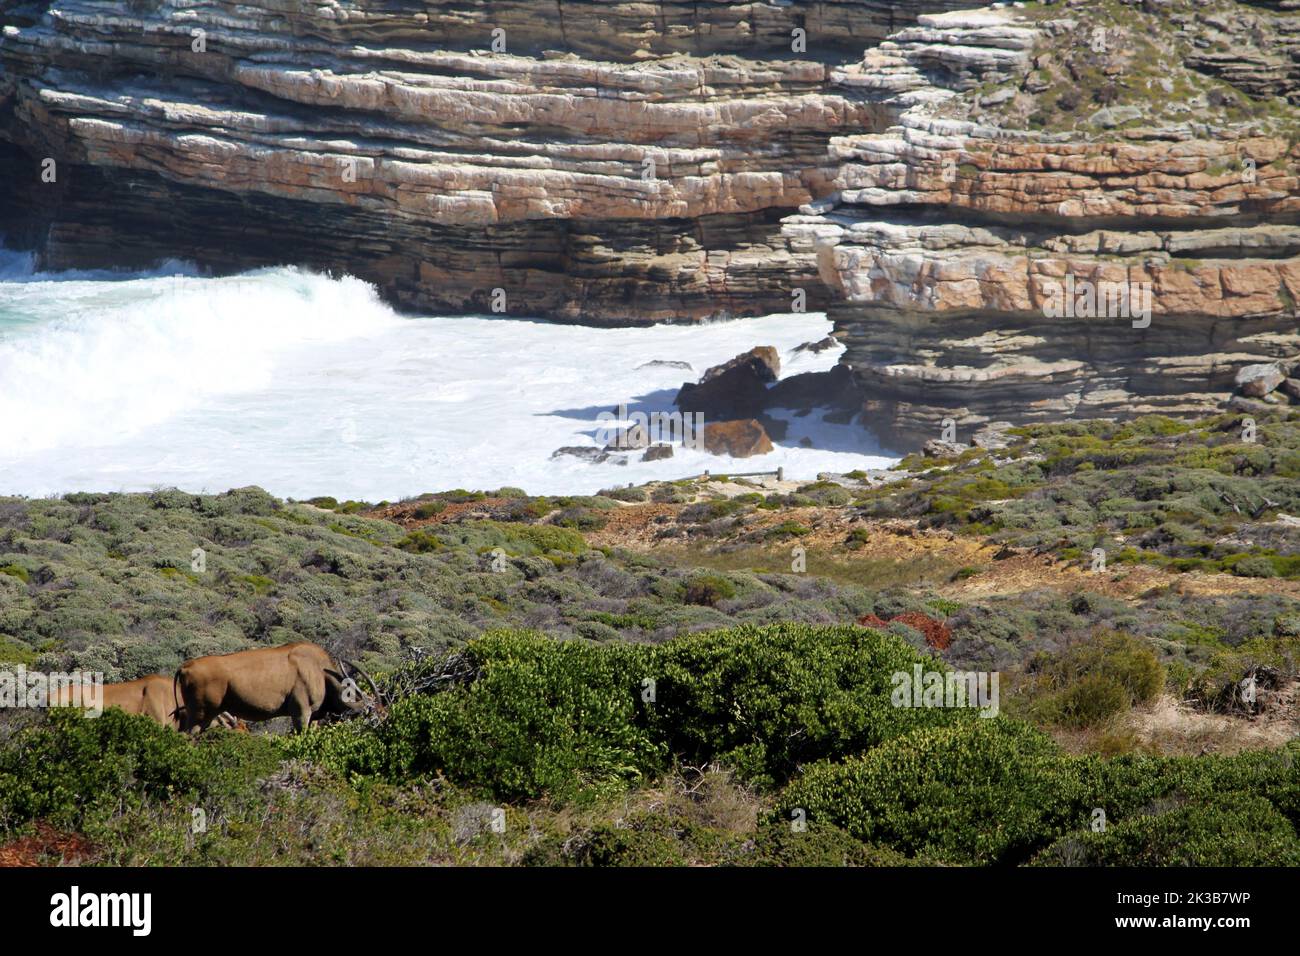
<box><xmin>341</xmin><ymin>658</ymin><xmax>384</xmax><ymax>708</ymax></box>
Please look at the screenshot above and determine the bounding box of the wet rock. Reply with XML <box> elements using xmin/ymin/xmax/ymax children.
<box><xmin>792</xmin><ymin>337</ymin><xmax>838</xmax><ymax>354</ymax></box>
<box><xmin>552</xmin><ymin>447</ymin><xmax>614</xmax><ymax>464</ymax></box>
<box><xmin>636</xmin><ymin>360</ymin><xmax>693</xmax><ymax>371</ymax></box>
<box><xmin>641</xmin><ymin>444</ymin><xmax>674</xmax><ymax>462</ymax></box>
<box><xmin>604</xmin><ymin>424</ymin><xmax>650</xmax><ymax>450</ymax></box>
<box><xmin>767</xmin><ymin>363</ymin><xmax>860</xmax><ymax>412</ymax></box>
<box><xmin>675</xmin><ymin>347</ymin><xmax>780</xmax><ymax>420</ymax></box>
<box><xmin>701</xmin><ymin>420</ymin><xmax>774</xmax><ymax>458</ymax></box>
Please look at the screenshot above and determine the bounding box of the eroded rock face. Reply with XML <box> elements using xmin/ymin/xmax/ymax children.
<box><xmin>787</xmin><ymin>3</ymin><xmax>1300</xmax><ymax>445</ymax></box>
<box><xmin>1236</xmin><ymin>363</ymin><xmax>1289</xmax><ymax>398</ymax></box>
<box><xmin>2</xmin><ymin>1</ymin><xmax>1299</xmax><ymax>447</ymax></box>
<box><xmin>0</xmin><ymin>0</ymin><xmax>968</xmax><ymax>322</ymax></box>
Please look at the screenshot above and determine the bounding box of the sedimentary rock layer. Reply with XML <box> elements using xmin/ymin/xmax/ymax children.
<box><xmin>787</xmin><ymin>3</ymin><xmax>1300</xmax><ymax>444</ymax></box>
<box><xmin>0</xmin><ymin>0</ymin><xmax>965</xmax><ymax>321</ymax></box>
<box><xmin>2</xmin><ymin>1</ymin><xmax>1300</xmax><ymax>445</ymax></box>
<box><xmin>796</xmin><ymin>115</ymin><xmax>1300</xmax><ymax>442</ymax></box>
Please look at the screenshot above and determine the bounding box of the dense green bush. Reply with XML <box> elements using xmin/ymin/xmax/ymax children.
<box><xmin>681</xmin><ymin>573</ymin><xmax>736</xmax><ymax>607</ymax></box>
<box><xmin>598</xmin><ymin>485</ymin><xmax>647</xmax><ymax>503</ymax></box>
<box><xmin>645</xmin><ymin>623</ymin><xmax>968</xmax><ymax>786</ymax></box>
<box><xmin>781</xmin><ymin>718</ymin><xmax>1300</xmax><ymax>865</ymax></box>
<box><xmin>0</xmin><ymin>709</ymin><xmax>281</xmax><ymax>831</ymax></box>
<box><xmin>286</xmin><ymin>631</ymin><xmax>662</xmax><ymax>801</ymax></box>
<box><xmin>287</xmin><ymin>623</ymin><xmax>962</xmax><ymax>798</ymax></box>
<box><xmin>540</xmin><ymin>812</ymin><xmax>704</xmax><ymax>867</ymax></box>
<box><xmin>735</xmin><ymin>820</ymin><xmax>917</xmax><ymax>867</ymax></box>
<box><xmin>1032</xmin><ymin>793</ymin><xmax>1300</xmax><ymax>866</ymax></box>
<box><xmin>780</xmin><ymin>720</ymin><xmax>1077</xmax><ymax>865</ymax></box>
<box><xmin>796</xmin><ymin>482</ymin><xmax>852</xmax><ymax>507</ymax></box>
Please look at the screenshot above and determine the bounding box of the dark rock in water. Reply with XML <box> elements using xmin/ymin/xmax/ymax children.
<box><xmin>766</xmin><ymin>363</ymin><xmax>860</xmax><ymax>412</ymax></box>
<box><xmin>604</xmin><ymin>424</ymin><xmax>650</xmax><ymax>450</ymax></box>
<box><xmin>798</xmin><ymin>436</ymin><xmax>813</xmax><ymax>448</ymax></box>
<box><xmin>552</xmin><ymin>446</ymin><xmax>616</xmax><ymax>463</ymax></box>
<box><xmin>642</xmin><ymin>444</ymin><xmax>674</xmax><ymax>461</ymax></box>
<box><xmin>675</xmin><ymin>346</ymin><xmax>780</xmax><ymax>420</ymax></box>
<box><xmin>636</xmin><ymin>360</ymin><xmax>693</xmax><ymax>371</ymax></box>
<box><xmin>823</xmin><ymin>407</ymin><xmax>857</xmax><ymax>425</ymax></box>
<box><xmin>793</xmin><ymin>336</ymin><xmax>838</xmax><ymax>354</ymax></box>
<box><xmin>702</xmin><ymin>419</ymin><xmax>774</xmax><ymax>458</ymax></box>
<box><xmin>757</xmin><ymin>414</ymin><xmax>790</xmax><ymax>441</ymax></box>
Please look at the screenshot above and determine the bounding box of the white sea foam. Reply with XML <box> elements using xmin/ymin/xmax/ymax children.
<box><xmin>0</xmin><ymin>263</ymin><xmax>899</xmax><ymax>499</ymax></box>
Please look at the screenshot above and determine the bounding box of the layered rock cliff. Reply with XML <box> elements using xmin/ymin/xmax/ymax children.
<box><xmin>0</xmin><ymin>0</ymin><xmax>967</xmax><ymax>322</ymax></box>
<box><xmin>2</xmin><ymin>0</ymin><xmax>1299</xmax><ymax>446</ymax></box>
<box><xmin>794</xmin><ymin>1</ymin><xmax>1300</xmax><ymax>444</ymax></box>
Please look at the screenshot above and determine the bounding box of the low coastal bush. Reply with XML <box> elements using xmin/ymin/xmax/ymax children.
<box><xmin>780</xmin><ymin>720</ymin><xmax>1300</xmax><ymax>865</ymax></box>
<box><xmin>286</xmin><ymin>623</ymin><xmax>962</xmax><ymax>797</ymax></box>
<box><xmin>1016</xmin><ymin>631</ymin><xmax>1163</xmax><ymax>729</ymax></box>
<box><xmin>1032</xmin><ymin>793</ymin><xmax>1300</xmax><ymax>867</ymax></box>
<box><xmin>2</xmin><ymin>625</ymin><xmax>1298</xmax><ymax>867</ymax></box>
<box><xmin>0</xmin><ymin>709</ymin><xmax>281</xmax><ymax>832</ymax></box>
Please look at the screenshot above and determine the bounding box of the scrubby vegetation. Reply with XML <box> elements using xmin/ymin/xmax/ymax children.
<box><xmin>2</xmin><ymin>411</ymin><xmax>1299</xmax><ymax>866</ymax></box>
<box><xmin>1</xmin><ymin>624</ymin><xmax>1296</xmax><ymax>867</ymax></box>
<box><xmin>956</xmin><ymin>0</ymin><xmax>1300</xmax><ymax>140</ymax></box>
<box><xmin>0</xmin><ymin>487</ymin><xmax>896</xmax><ymax>677</ymax></box>
<box><xmin>873</xmin><ymin>412</ymin><xmax>1300</xmax><ymax>577</ymax></box>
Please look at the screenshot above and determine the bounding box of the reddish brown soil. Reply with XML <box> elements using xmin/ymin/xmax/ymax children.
<box><xmin>857</xmin><ymin>611</ymin><xmax>953</xmax><ymax>651</ymax></box>
<box><xmin>0</xmin><ymin>822</ymin><xmax>96</xmax><ymax>866</ymax></box>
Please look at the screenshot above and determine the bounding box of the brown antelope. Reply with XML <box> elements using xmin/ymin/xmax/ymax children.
<box><xmin>174</xmin><ymin>641</ymin><xmax>383</xmax><ymax>733</ymax></box>
<box><xmin>49</xmin><ymin>673</ymin><xmax>245</xmax><ymax>731</ymax></box>
<box><xmin>50</xmin><ymin>674</ymin><xmax>179</xmax><ymax>726</ymax></box>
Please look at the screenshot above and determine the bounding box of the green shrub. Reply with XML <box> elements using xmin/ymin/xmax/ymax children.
<box><xmin>413</xmin><ymin>500</ymin><xmax>447</xmax><ymax>519</ymax></box>
<box><xmin>780</xmin><ymin>720</ymin><xmax>1076</xmax><ymax>865</ymax></box>
<box><xmin>1033</xmin><ymin>793</ymin><xmax>1300</xmax><ymax>866</ymax></box>
<box><xmin>1232</xmin><ymin>556</ymin><xmax>1278</xmax><ymax>578</ymax></box>
<box><xmin>734</xmin><ymin>819</ymin><xmax>915</xmax><ymax>867</ymax></box>
<box><xmin>1020</xmin><ymin>631</ymin><xmax>1164</xmax><ymax>729</ymax></box>
<box><xmin>395</xmin><ymin>529</ymin><xmax>445</xmax><ymax>553</ymax></box>
<box><xmin>646</xmin><ymin>623</ymin><xmax>967</xmax><ymax>786</ymax></box>
<box><xmin>765</xmin><ymin>521</ymin><xmax>811</xmax><ymax>540</ymax></box>
<box><xmin>845</xmin><ymin>527</ymin><xmax>871</xmax><ymax>550</ymax></box>
<box><xmin>552</xmin><ymin>507</ymin><xmax>608</xmax><ymax>531</ymax></box>
<box><xmin>289</xmin><ymin>623</ymin><xmax>962</xmax><ymax>797</ymax></box>
<box><xmin>553</xmin><ymin>813</ymin><xmax>695</xmax><ymax>866</ymax></box>
<box><xmin>1047</xmin><ymin>673</ymin><xmax>1130</xmax><ymax>729</ymax></box>
<box><xmin>598</xmin><ymin>486</ymin><xmax>647</xmax><ymax>503</ymax></box>
<box><xmin>796</xmin><ymin>482</ymin><xmax>852</xmax><ymax>507</ymax></box>
<box><xmin>0</xmin><ymin>710</ymin><xmax>281</xmax><ymax>832</ymax></box>
<box><xmin>0</xmin><ymin>637</ymin><xmax>37</xmax><ymax>665</ymax></box>
<box><xmin>681</xmin><ymin>574</ymin><xmax>736</xmax><ymax>607</ymax></box>
<box><xmin>286</xmin><ymin>631</ymin><xmax>662</xmax><ymax>802</ymax></box>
